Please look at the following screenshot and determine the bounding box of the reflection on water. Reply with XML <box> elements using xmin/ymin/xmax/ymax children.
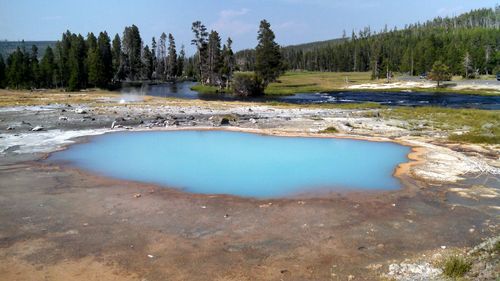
<box><xmin>120</xmin><ymin>81</ymin><xmax>500</xmax><ymax>110</ymax></box>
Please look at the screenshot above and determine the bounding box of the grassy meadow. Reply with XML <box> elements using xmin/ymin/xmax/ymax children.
<box><xmin>265</xmin><ymin>71</ymin><xmax>373</xmax><ymax>95</ymax></box>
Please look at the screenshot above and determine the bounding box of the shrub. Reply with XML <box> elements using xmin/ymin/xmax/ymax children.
<box><xmin>442</xmin><ymin>256</ymin><xmax>472</xmax><ymax>278</ymax></box>
<box><xmin>319</xmin><ymin>126</ymin><xmax>338</xmax><ymax>133</ymax></box>
<box><xmin>429</xmin><ymin>61</ymin><xmax>452</xmax><ymax>87</ymax></box>
<box><xmin>232</xmin><ymin>72</ymin><xmax>264</xmax><ymax>97</ymax></box>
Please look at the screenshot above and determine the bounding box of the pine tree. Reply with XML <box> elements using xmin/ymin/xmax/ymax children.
<box><xmin>87</xmin><ymin>33</ymin><xmax>99</xmax><ymax>87</ymax></box>
<box><xmin>191</xmin><ymin>21</ymin><xmax>209</xmax><ymax>83</ymax></box>
<box><xmin>158</xmin><ymin>32</ymin><xmax>167</xmax><ymax>80</ymax></box>
<box><xmin>111</xmin><ymin>33</ymin><xmax>123</xmax><ymax>81</ymax></box>
<box><xmin>122</xmin><ymin>25</ymin><xmax>142</xmax><ymax>81</ymax></box>
<box><xmin>207</xmin><ymin>30</ymin><xmax>222</xmax><ymax>85</ymax></box>
<box><xmin>30</xmin><ymin>45</ymin><xmax>40</xmax><ymax>88</ymax></box>
<box><xmin>151</xmin><ymin>37</ymin><xmax>157</xmax><ymax>79</ymax></box>
<box><xmin>177</xmin><ymin>45</ymin><xmax>185</xmax><ymax>77</ymax></box>
<box><xmin>141</xmin><ymin>45</ymin><xmax>153</xmax><ymax>80</ymax></box>
<box><xmin>167</xmin><ymin>33</ymin><xmax>177</xmax><ymax>78</ymax></box>
<box><xmin>68</xmin><ymin>34</ymin><xmax>87</xmax><ymax>90</ymax></box>
<box><xmin>6</xmin><ymin>47</ymin><xmax>25</xmax><ymax>88</ymax></box>
<box><xmin>0</xmin><ymin>54</ymin><xmax>5</xmax><ymax>88</ymax></box>
<box><xmin>39</xmin><ymin>46</ymin><xmax>55</xmax><ymax>88</ymax></box>
<box><xmin>58</xmin><ymin>31</ymin><xmax>74</xmax><ymax>87</ymax></box>
<box><xmin>429</xmin><ymin>60</ymin><xmax>451</xmax><ymax>87</ymax></box>
<box><xmin>255</xmin><ymin>20</ymin><xmax>283</xmax><ymax>87</ymax></box>
<box><xmin>97</xmin><ymin>31</ymin><xmax>113</xmax><ymax>87</ymax></box>
<box><xmin>221</xmin><ymin>37</ymin><xmax>235</xmax><ymax>88</ymax></box>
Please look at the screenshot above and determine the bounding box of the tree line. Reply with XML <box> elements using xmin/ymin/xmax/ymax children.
<box><xmin>236</xmin><ymin>7</ymin><xmax>500</xmax><ymax>78</ymax></box>
<box><xmin>0</xmin><ymin>18</ymin><xmax>284</xmax><ymax>95</ymax></box>
<box><xmin>0</xmin><ymin>25</ymin><xmax>191</xmax><ymax>90</ymax></box>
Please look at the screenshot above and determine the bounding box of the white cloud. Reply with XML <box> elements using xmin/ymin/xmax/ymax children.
<box><xmin>275</xmin><ymin>21</ymin><xmax>307</xmax><ymax>31</ymax></box>
<box><xmin>211</xmin><ymin>8</ymin><xmax>255</xmax><ymax>35</ymax></box>
<box><xmin>220</xmin><ymin>8</ymin><xmax>249</xmax><ymax>18</ymax></box>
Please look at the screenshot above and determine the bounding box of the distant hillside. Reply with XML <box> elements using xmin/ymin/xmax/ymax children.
<box><xmin>235</xmin><ymin>38</ymin><xmax>346</xmax><ymax>71</ymax></box>
<box><xmin>0</xmin><ymin>41</ymin><xmax>57</xmax><ymax>59</ymax></box>
<box><xmin>236</xmin><ymin>6</ymin><xmax>500</xmax><ymax>75</ymax></box>
<box><xmin>283</xmin><ymin>38</ymin><xmax>347</xmax><ymax>52</ymax></box>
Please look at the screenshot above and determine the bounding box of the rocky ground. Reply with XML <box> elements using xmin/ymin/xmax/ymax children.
<box><xmin>0</xmin><ymin>91</ymin><xmax>499</xmax><ymax>280</ymax></box>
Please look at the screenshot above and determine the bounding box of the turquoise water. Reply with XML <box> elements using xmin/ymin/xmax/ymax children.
<box><xmin>49</xmin><ymin>130</ymin><xmax>411</xmax><ymax>198</ymax></box>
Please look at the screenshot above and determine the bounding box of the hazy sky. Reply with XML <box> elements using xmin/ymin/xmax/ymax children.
<box><xmin>0</xmin><ymin>0</ymin><xmax>497</xmax><ymax>54</ymax></box>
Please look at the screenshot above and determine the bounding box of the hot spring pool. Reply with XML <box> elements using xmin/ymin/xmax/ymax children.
<box><xmin>49</xmin><ymin>130</ymin><xmax>411</xmax><ymax>198</ymax></box>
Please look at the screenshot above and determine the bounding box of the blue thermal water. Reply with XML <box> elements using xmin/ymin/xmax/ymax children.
<box><xmin>49</xmin><ymin>130</ymin><xmax>411</xmax><ymax>198</ymax></box>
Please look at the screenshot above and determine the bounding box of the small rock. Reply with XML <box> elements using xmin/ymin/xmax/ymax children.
<box><xmin>147</xmin><ymin>254</ymin><xmax>154</xmax><ymax>258</ymax></box>
<box><xmin>75</xmin><ymin>108</ymin><xmax>87</xmax><ymax>114</ymax></box>
<box><xmin>440</xmin><ymin>245</ymin><xmax>446</xmax><ymax>249</ymax></box>
<box><xmin>469</xmin><ymin>228</ymin><xmax>475</xmax><ymax>233</ymax></box>
<box><xmin>31</xmin><ymin>126</ymin><xmax>44</xmax><ymax>131</ymax></box>
<box><xmin>6</xmin><ymin>126</ymin><xmax>14</xmax><ymax>130</ymax></box>
<box><xmin>224</xmin><ymin>214</ymin><xmax>230</xmax><ymax>218</ymax></box>
<box><xmin>168</xmin><ymin>120</ymin><xmax>179</xmax><ymax>126</ymax></box>
<box><xmin>133</xmin><ymin>193</ymin><xmax>142</xmax><ymax>198</ymax></box>
<box><xmin>58</xmin><ymin>116</ymin><xmax>68</xmax><ymax>121</ymax></box>
<box><xmin>249</xmin><ymin>118</ymin><xmax>257</xmax><ymax>124</ymax></box>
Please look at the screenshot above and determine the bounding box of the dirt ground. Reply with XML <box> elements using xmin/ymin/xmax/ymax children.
<box><xmin>0</xmin><ymin>159</ymin><xmax>496</xmax><ymax>281</ymax></box>
<box><xmin>0</xmin><ymin>91</ymin><xmax>498</xmax><ymax>280</ymax></box>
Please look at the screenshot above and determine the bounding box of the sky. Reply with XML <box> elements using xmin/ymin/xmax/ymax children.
<box><xmin>0</xmin><ymin>0</ymin><xmax>497</xmax><ymax>55</ymax></box>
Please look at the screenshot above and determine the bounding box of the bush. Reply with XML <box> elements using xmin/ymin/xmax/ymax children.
<box><xmin>442</xmin><ymin>256</ymin><xmax>471</xmax><ymax>278</ymax></box>
<box><xmin>232</xmin><ymin>72</ymin><xmax>264</xmax><ymax>97</ymax></box>
<box><xmin>319</xmin><ymin>126</ymin><xmax>338</xmax><ymax>133</ymax></box>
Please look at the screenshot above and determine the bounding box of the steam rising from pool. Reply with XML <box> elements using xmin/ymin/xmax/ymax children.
<box><xmin>49</xmin><ymin>130</ymin><xmax>411</xmax><ymax>198</ymax></box>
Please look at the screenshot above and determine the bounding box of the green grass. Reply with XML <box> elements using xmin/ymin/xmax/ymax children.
<box><xmin>190</xmin><ymin>84</ymin><xmax>229</xmax><ymax>94</ymax></box>
<box><xmin>265</xmin><ymin>71</ymin><xmax>373</xmax><ymax>95</ymax></box>
<box><xmin>382</xmin><ymin>107</ymin><xmax>500</xmax><ymax>144</ymax></box>
<box><xmin>442</xmin><ymin>256</ymin><xmax>472</xmax><ymax>278</ymax></box>
<box><xmin>264</xmin><ymin>71</ymin><xmax>499</xmax><ymax>96</ymax></box>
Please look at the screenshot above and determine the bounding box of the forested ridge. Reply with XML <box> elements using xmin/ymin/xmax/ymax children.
<box><xmin>237</xmin><ymin>6</ymin><xmax>500</xmax><ymax>77</ymax></box>
<box><xmin>0</xmin><ymin>41</ymin><xmax>56</xmax><ymax>59</ymax></box>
